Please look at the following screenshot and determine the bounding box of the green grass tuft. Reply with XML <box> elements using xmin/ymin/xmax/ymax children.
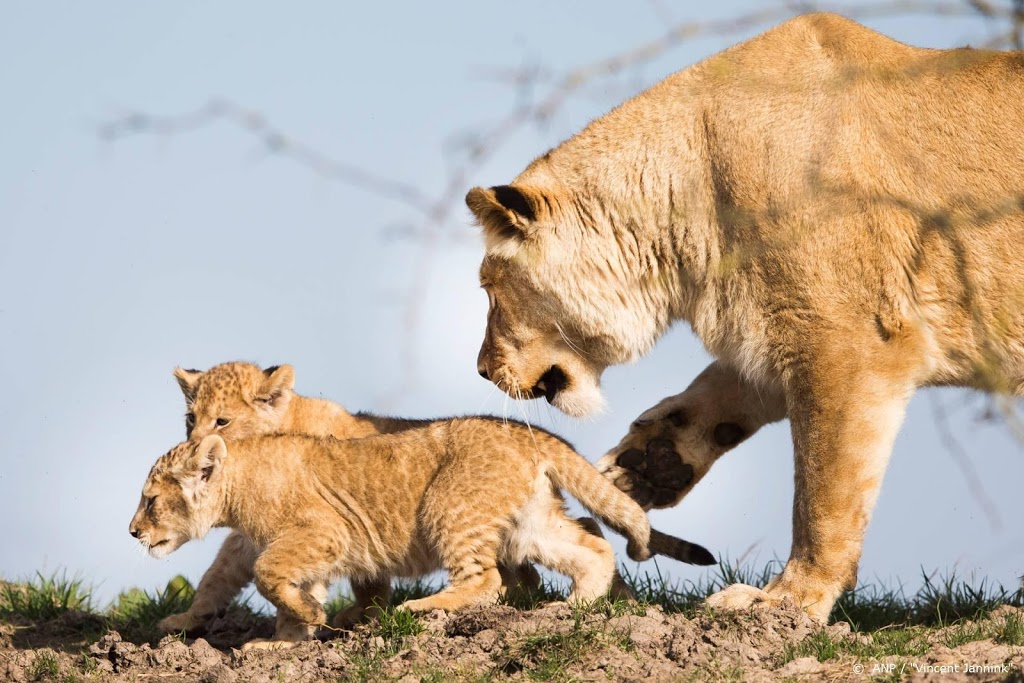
<box><xmin>29</xmin><ymin>649</ymin><xmax>60</xmax><ymax>681</ymax></box>
<box><xmin>106</xmin><ymin>575</ymin><xmax>196</xmax><ymax>642</ymax></box>
<box><xmin>995</xmin><ymin>609</ymin><xmax>1024</xmax><ymax>645</ymax></box>
<box><xmin>369</xmin><ymin>606</ymin><xmax>424</xmax><ymax>654</ymax></box>
<box><xmin>0</xmin><ymin>572</ymin><xmax>93</xmax><ymax>621</ymax></box>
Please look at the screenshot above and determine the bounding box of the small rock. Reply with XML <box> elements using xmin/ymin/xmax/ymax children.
<box><xmin>200</xmin><ymin>663</ymin><xmax>238</xmax><ymax>683</ymax></box>
<box><xmin>778</xmin><ymin>656</ymin><xmax>825</xmax><ymax>677</ymax></box>
<box><xmin>191</xmin><ymin>638</ymin><xmax>225</xmax><ymax>669</ymax></box>
<box><xmin>474</xmin><ymin>628</ymin><xmax>499</xmax><ymax>652</ymax></box>
<box><xmin>827</xmin><ymin>621</ymin><xmax>851</xmax><ymax>637</ymax></box>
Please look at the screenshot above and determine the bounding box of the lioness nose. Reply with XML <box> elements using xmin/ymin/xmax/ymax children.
<box><xmin>477</xmin><ymin>345</ymin><xmax>492</xmax><ymax>382</ymax></box>
<box><xmin>129</xmin><ymin>524</ymin><xmax>140</xmax><ymax>539</ymax></box>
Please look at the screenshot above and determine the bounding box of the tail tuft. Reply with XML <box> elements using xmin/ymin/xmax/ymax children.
<box><xmin>649</xmin><ymin>529</ymin><xmax>716</xmax><ymax>566</ymax></box>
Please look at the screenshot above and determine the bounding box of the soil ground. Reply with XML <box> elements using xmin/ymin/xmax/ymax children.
<box><xmin>3</xmin><ymin>601</ymin><xmax>1023</xmax><ymax>682</ymax></box>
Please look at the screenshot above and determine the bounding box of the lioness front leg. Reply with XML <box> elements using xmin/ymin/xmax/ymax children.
<box><xmin>597</xmin><ymin>361</ymin><xmax>787</xmax><ymax>509</ymax></box>
<box><xmin>707</xmin><ymin>359</ymin><xmax>912</xmax><ymax>621</ymax></box>
<box><xmin>159</xmin><ymin>531</ymin><xmax>256</xmax><ymax>634</ymax></box>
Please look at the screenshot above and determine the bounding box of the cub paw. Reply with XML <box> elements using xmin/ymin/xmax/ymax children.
<box><xmin>330</xmin><ymin>603</ymin><xmax>384</xmax><ymax>630</ymax></box>
<box><xmin>158</xmin><ymin>612</ymin><xmax>203</xmax><ymax>634</ymax></box>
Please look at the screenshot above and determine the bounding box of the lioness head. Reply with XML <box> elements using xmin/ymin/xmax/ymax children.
<box><xmin>129</xmin><ymin>435</ymin><xmax>228</xmax><ymax>558</ymax></box>
<box><xmin>174</xmin><ymin>363</ymin><xmax>294</xmax><ymax>440</ymax></box>
<box><xmin>467</xmin><ymin>182</ymin><xmax>670</xmax><ymax>417</ymax></box>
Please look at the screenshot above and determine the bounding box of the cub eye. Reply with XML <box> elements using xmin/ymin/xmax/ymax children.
<box><xmin>185</xmin><ymin>413</ymin><xmax>196</xmax><ymax>427</ymax></box>
<box><xmin>145</xmin><ymin>496</ymin><xmax>156</xmax><ymax>513</ymax></box>
<box><xmin>215</xmin><ymin>417</ymin><xmax>230</xmax><ymax>427</ymax></box>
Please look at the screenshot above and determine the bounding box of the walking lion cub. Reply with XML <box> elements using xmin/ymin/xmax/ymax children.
<box><xmin>130</xmin><ymin>419</ymin><xmax>713</xmax><ymax>649</ymax></box>
<box><xmin>158</xmin><ymin>361</ymin><xmax>676</xmax><ymax>634</ymax></box>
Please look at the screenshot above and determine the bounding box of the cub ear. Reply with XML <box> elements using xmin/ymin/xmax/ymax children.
<box><xmin>192</xmin><ymin>435</ymin><xmax>227</xmax><ymax>481</ymax></box>
<box><xmin>180</xmin><ymin>435</ymin><xmax>227</xmax><ymax>499</ymax></box>
<box><xmin>255</xmin><ymin>364</ymin><xmax>295</xmax><ymax>408</ymax></box>
<box><xmin>466</xmin><ymin>185</ymin><xmax>545</xmax><ymax>258</ymax></box>
<box><xmin>173</xmin><ymin>367</ymin><xmax>204</xmax><ymax>404</ymax></box>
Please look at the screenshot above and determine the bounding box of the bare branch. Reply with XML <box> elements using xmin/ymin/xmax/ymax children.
<box><xmin>930</xmin><ymin>392</ymin><xmax>1003</xmax><ymax>530</ymax></box>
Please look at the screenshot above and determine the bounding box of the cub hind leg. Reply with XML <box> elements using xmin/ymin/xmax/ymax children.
<box><xmin>530</xmin><ymin>507</ymin><xmax>616</xmax><ymax>604</ymax></box>
<box><xmin>575</xmin><ymin>517</ymin><xmax>633</xmax><ymax>600</ymax></box>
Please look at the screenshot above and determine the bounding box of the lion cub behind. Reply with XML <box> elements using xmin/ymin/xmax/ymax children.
<box><xmin>130</xmin><ymin>420</ymin><xmax>713</xmax><ymax>649</ymax></box>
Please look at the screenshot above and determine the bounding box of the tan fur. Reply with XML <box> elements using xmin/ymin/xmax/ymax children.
<box><xmin>467</xmin><ymin>14</ymin><xmax>1024</xmax><ymax>620</ymax></box>
<box><xmin>129</xmin><ymin>421</ymin><xmax>711</xmax><ymax>649</ymax></box>
<box><xmin>162</xmin><ymin>361</ymin><xmax>517</xmax><ymax>633</ymax></box>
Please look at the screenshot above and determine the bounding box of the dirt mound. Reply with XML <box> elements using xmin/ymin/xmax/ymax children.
<box><xmin>2</xmin><ymin>603</ymin><xmax>1022</xmax><ymax>682</ymax></box>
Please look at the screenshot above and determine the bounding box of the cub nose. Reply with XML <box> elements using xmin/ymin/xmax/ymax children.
<box><xmin>478</xmin><ymin>367</ymin><xmax>489</xmax><ymax>381</ymax></box>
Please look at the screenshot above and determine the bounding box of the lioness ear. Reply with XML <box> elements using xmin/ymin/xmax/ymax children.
<box><xmin>466</xmin><ymin>185</ymin><xmax>544</xmax><ymax>258</ymax></box>
<box><xmin>173</xmin><ymin>367</ymin><xmax>204</xmax><ymax>405</ymax></box>
<box><xmin>255</xmin><ymin>364</ymin><xmax>294</xmax><ymax>408</ymax></box>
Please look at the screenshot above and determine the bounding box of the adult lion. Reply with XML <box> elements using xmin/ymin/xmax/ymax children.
<box><xmin>466</xmin><ymin>13</ymin><xmax>1024</xmax><ymax>621</ymax></box>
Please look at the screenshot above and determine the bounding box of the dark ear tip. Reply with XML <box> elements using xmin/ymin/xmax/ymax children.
<box><xmin>491</xmin><ymin>185</ymin><xmax>536</xmax><ymax>222</ymax></box>
<box><xmin>263</xmin><ymin>365</ymin><xmax>281</xmax><ymax>376</ymax></box>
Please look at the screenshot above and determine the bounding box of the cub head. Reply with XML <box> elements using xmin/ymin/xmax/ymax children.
<box><xmin>129</xmin><ymin>435</ymin><xmax>228</xmax><ymax>558</ymax></box>
<box><xmin>174</xmin><ymin>362</ymin><xmax>294</xmax><ymax>440</ymax></box>
<box><xmin>468</xmin><ymin>182</ymin><xmax>667</xmax><ymax>418</ymax></box>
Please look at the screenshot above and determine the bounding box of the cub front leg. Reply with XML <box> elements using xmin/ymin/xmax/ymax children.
<box><xmin>597</xmin><ymin>361</ymin><xmax>786</xmax><ymax>510</ymax></box>
<box><xmin>159</xmin><ymin>531</ymin><xmax>256</xmax><ymax>634</ymax></box>
<box><xmin>707</xmin><ymin>359</ymin><xmax>912</xmax><ymax>621</ymax></box>
<box><xmin>244</xmin><ymin>538</ymin><xmax>334</xmax><ymax>651</ymax></box>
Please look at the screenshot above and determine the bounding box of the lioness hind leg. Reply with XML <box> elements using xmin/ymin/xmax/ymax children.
<box><xmin>159</xmin><ymin>531</ymin><xmax>257</xmax><ymax>634</ymax></box>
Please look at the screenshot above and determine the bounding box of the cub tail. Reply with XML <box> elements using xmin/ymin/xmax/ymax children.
<box><xmin>545</xmin><ymin>436</ymin><xmax>713</xmax><ymax>564</ymax></box>
<box><xmin>649</xmin><ymin>529</ymin><xmax>716</xmax><ymax>566</ymax></box>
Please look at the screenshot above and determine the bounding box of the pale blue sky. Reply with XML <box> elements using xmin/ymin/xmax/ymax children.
<box><xmin>1</xmin><ymin>1</ymin><xmax>1020</xmax><ymax>606</ymax></box>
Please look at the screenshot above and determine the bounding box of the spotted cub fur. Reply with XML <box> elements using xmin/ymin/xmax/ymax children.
<box><xmin>160</xmin><ymin>362</ymin><xmax>689</xmax><ymax>633</ymax></box>
<box><xmin>130</xmin><ymin>423</ymin><xmax>714</xmax><ymax>649</ymax></box>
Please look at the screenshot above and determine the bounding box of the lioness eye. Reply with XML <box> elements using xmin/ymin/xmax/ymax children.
<box><xmin>215</xmin><ymin>417</ymin><xmax>230</xmax><ymax>427</ymax></box>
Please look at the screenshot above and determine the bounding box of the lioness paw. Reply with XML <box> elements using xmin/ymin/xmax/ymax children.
<box><xmin>598</xmin><ymin>437</ymin><xmax>695</xmax><ymax>510</ymax></box>
<box><xmin>705</xmin><ymin>583</ymin><xmax>774</xmax><ymax>612</ymax></box>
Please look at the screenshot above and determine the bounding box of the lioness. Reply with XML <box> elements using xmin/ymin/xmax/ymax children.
<box><xmin>129</xmin><ymin>424</ymin><xmax>715</xmax><ymax>649</ymax></box>
<box><xmin>467</xmin><ymin>13</ymin><xmax>1024</xmax><ymax>621</ymax></box>
<box><xmin>161</xmin><ymin>361</ymin><xmax>637</xmax><ymax>632</ymax></box>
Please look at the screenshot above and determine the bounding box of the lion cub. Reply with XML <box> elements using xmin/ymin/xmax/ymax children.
<box><xmin>130</xmin><ymin>421</ymin><xmax>714</xmax><ymax>649</ymax></box>
<box><xmin>160</xmin><ymin>362</ymin><xmax>635</xmax><ymax>633</ymax></box>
